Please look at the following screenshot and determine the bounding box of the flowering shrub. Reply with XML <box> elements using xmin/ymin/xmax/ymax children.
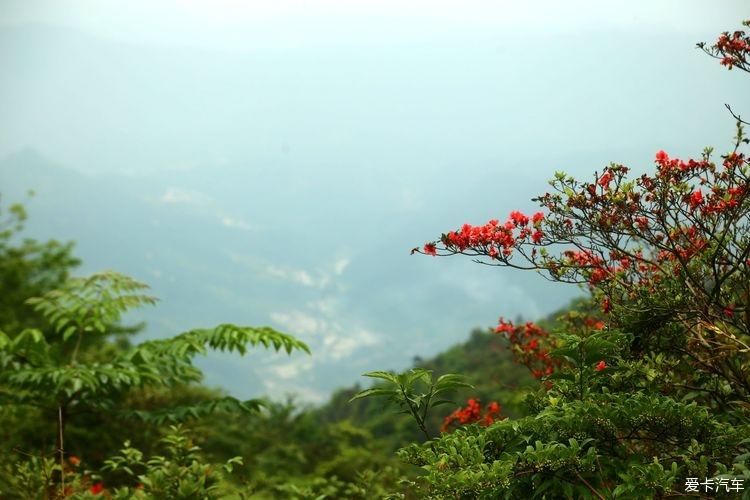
<box><xmin>698</xmin><ymin>20</ymin><xmax>750</xmax><ymax>72</ymax></box>
<box><xmin>494</xmin><ymin>319</ymin><xmax>558</xmax><ymax>381</ymax></box>
<box><xmin>417</xmin><ymin>106</ymin><xmax>750</xmax><ymax>408</ymax></box>
<box><xmin>441</xmin><ymin>399</ymin><xmax>504</xmax><ymax>433</ymax></box>
<box><xmin>401</xmin><ymin>21</ymin><xmax>750</xmax><ymax>498</ymax></box>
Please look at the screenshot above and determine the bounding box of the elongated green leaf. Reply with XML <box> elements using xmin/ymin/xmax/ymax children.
<box><xmin>349</xmin><ymin>387</ymin><xmax>399</xmax><ymax>403</ymax></box>
<box><xmin>407</xmin><ymin>368</ymin><xmax>433</xmax><ymax>386</ymax></box>
<box><xmin>430</xmin><ymin>399</ymin><xmax>457</xmax><ymax>407</ymax></box>
<box><xmin>361</xmin><ymin>371</ymin><xmax>399</xmax><ymax>384</ymax></box>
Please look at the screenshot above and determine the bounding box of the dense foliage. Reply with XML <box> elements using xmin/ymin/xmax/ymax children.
<box><xmin>0</xmin><ymin>196</ymin><xmax>80</xmax><ymax>335</ymax></box>
<box><xmin>0</xmin><ymin>203</ymin><xmax>311</xmax><ymax>497</ymax></box>
<box><xmin>399</xmin><ymin>21</ymin><xmax>750</xmax><ymax>499</ymax></box>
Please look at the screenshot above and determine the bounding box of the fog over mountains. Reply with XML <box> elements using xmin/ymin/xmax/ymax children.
<box><xmin>1</xmin><ymin>13</ymin><xmax>748</xmax><ymax>402</ymax></box>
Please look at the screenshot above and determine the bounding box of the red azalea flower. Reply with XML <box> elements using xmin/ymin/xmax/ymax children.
<box><xmin>494</xmin><ymin>318</ymin><xmax>514</xmax><ymax>335</ymax></box>
<box><xmin>634</xmin><ymin>216</ymin><xmax>649</xmax><ymax>229</ymax></box>
<box><xmin>595</xmin><ymin>360</ymin><xmax>607</xmax><ymax>372</ymax></box>
<box><xmin>509</xmin><ymin>210</ymin><xmax>529</xmax><ymax>226</ymax></box>
<box><xmin>90</xmin><ymin>483</ymin><xmax>105</xmax><ymax>495</ymax></box>
<box><xmin>689</xmin><ymin>190</ymin><xmax>704</xmax><ymax>209</ymax></box>
<box><xmin>441</xmin><ymin>399</ymin><xmax>503</xmax><ymax>432</ymax></box>
<box><xmin>487</xmin><ymin>402</ymin><xmax>501</xmax><ymax>415</ymax></box>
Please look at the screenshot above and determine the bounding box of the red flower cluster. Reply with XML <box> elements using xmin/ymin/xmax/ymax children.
<box><xmin>414</xmin><ymin>210</ymin><xmax>545</xmax><ymax>260</ymax></box>
<box><xmin>543</xmin><ymin>148</ymin><xmax>746</xmax><ymax>291</ymax></box>
<box><xmin>494</xmin><ymin>318</ymin><xmax>557</xmax><ymax>380</ymax></box>
<box><xmin>499</xmin><ymin>312</ymin><xmax>609</xmax><ymax>381</ymax></box>
<box><xmin>416</xmin><ymin>108</ymin><xmax>749</xmax><ymax>366</ymax></box>
<box><xmin>595</xmin><ymin>360</ymin><xmax>607</xmax><ymax>372</ymax></box>
<box><xmin>701</xmin><ymin>184</ymin><xmax>747</xmax><ymax>215</ymax></box>
<box><xmin>90</xmin><ymin>483</ymin><xmax>105</xmax><ymax>495</ymax></box>
<box><xmin>584</xmin><ymin>317</ymin><xmax>606</xmax><ymax>330</ymax></box>
<box><xmin>562</xmin><ymin>250</ymin><xmax>631</xmax><ymax>287</ymax></box>
<box><xmin>561</xmin><ymin>250</ymin><xmax>614</xmax><ymax>286</ymax></box>
<box><xmin>714</xmin><ymin>27</ymin><xmax>750</xmax><ymax>70</ymax></box>
<box><xmin>447</xmin><ymin>221</ymin><xmax>515</xmax><ymax>257</ymax></box>
<box><xmin>510</xmin><ymin>211</ymin><xmax>530</xmax><ymax>226</ymax></box>
<box><xmin>597</xmin><ymin>170</ymin><xmax>614</xmax><ymax>189</ymax></box>
<box><xmin>688</xmin><ymin>190</ymin><xmax>704</xmax><ymax>210</ymax></box>
<box><xmin>654</xmin><ymin>150</ymin><xmax>711</xmax><ymax>180</ymax></box>
<box><xmin>441</xmin><ymin>398</ymin><xmax>503</xmax><ymax>433</ymax></box>
<box><xmin>649</xmin><ymin>150</ymin><xmax>748</xmax><ymax>217</ymax></box>
<box><xmin>657</xmin><ymin>226</ymin><xmax>708</xmax><ymax>262</ymax></box>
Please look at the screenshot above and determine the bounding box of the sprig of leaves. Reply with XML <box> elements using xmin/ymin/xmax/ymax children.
<box><xmin>350</xmin><ymin>369</ymin><xmax>472</xmax><ymax>440</ymax></box>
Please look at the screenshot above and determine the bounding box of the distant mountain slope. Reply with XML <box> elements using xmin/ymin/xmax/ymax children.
<box><xmin>0</xmin><ymin>149</ymin><xmax>579</xmax><ymax>403</ymax></box>
<box><xmin>315</xmin><ymin>297</ymin><xmax>591</xmax><ymax>451</ymax></box>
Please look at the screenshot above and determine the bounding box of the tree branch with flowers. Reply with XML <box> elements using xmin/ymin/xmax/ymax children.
<box><xmin>398</xmin><ymin>20</ymin><xmax>750</xmax><ymax>499</ymax></box>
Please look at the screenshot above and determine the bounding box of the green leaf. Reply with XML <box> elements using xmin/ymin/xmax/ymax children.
<box><xmin>62</xmin><ymin>325</ymin><xmax>77</xmax><ymax>341</ymax></box>
<box><xmin>361</xmin><ymin>371</ymin><xmax>399</xmax><ymax>384</ymax></box>
<box><xmin>349</xmin><ymin>388</ymin><xmax>399</xmax><ymax>403</ymax></box>
<box><xmin>407</xmin><ymin>368</ymin><xmax>433</xmax><ymax>386</ymax></box>
<box><xmin>430</xmin><ymin>399</ymin><xmax>457</xmax><ymax>407</ymax></box>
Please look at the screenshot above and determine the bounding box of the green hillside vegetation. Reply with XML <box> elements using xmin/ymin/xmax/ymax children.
<box><xmin>0</xmin><ymin>197</ymin><xmax>505</xmax><ymax>495</ymax></box>
<box><xmin>321</xmin><ymin>324</ymin><xmax>545</xmax><ymax>450</ymax></box>
<box><xmin>0</xmin><ymin>192</ymin><xmax>580</xmax><ymax>498</ymax></box>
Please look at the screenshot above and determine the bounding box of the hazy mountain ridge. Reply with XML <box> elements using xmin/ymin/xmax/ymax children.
<box><xmin>0</xmin><ymin>149</ymin><xmax>576</xmax><ymax>402</ymax></box>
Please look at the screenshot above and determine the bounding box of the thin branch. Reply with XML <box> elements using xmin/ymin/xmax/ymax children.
<box><xmin>574</xmin><ymin>471</ymin><xmax>606</xmax><ymax>500</ymax></box>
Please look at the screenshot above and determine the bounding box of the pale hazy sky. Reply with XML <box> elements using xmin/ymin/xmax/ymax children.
<box><xmin>2</xmin><ymin>1</ymin><xmax>748</xmax><ymax>50</ymax></box>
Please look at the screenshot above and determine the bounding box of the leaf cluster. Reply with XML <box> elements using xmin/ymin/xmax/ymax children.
<box><xmin>350</xmin><ymin>369</ymin><xmax>472</xmax><ymax>440</ymax></box>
